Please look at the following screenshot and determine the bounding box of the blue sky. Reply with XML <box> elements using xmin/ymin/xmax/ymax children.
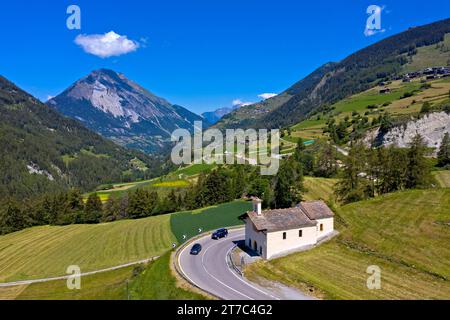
<box><xmin>0</xmin><ymin>0</ymin><xmax>449</xmax><ymax>114</ymax></box>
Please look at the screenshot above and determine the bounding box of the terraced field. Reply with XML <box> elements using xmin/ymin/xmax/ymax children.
<box><xmin>246</xmin><ymin>189</ymin><xmax>450</xmax><ymax>299</ymax></box>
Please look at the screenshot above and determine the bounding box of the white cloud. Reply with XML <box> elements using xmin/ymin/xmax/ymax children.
<box><xmin>46</xmin><ymin>95</ymin><xmax>55</xmax><ymax>101</ymax></box>
<box><xmin>258</xmin><ymin>93</ymin><xmax>277</xmax><ymax>100</ymax></box>
<box><xmin>75</xmin><ymin>31</ymin><xmax>140</xmax><ymax>58</ymax></box>
<box><xmin>232</xmin><ymin>99</ymin><xmax>253</xmax><ymax>107</ymax></box>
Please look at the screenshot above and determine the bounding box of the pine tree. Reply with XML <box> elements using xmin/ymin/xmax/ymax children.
<box><xmin>274</xmin><ymin>158</ymin><xmax>303</xmax><ymax>208</ymax></box>
<box><xmin>335</xmin><ymin>143</ymin><xmax>369</xmax><ymax>204</ymax></box>
<box><xmin>127</xmin><ymin>189</ymin><xmax>158</xmax><ymax>219</ymax></box>
<box><xmin>405</xmin><ymin>134</ymin><xmax>432</xmax><ymax>189</ymax></box>
<box><xmin>315</xmin><ymin>144</ymin><xmax>338</xmax><ymax>178</ymax></box>
<box><xmin>420</xmin><ymin>102</ymin><xmax>431</xmax><ymax>114</ymax></box>
<box><xmin>102</xmin><ymin>197</ymin><xmax>120</xmax><ymax>222</ymax></box>
<box><xmin>437</xmin><ymin>133</ymin><xmax>450</xmax><ymax>167</ymax></box>
<box><xmin>83</xmin><ymin>194</ymin><xmax>103</xmax><ymax>223</ymax></box>
<box><xmin>0</xmin><ymin>198</ymin><xmax>28</xmax><ymax>235</ymax></box>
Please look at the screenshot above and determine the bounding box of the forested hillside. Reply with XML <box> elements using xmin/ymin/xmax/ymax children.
<box><xmin>0</xmin><ymin>76</ymin><xmax>168</xmax><ymax>200</ymax></box>
<box><xmin>217</xmin><ymin>18</ymin><xmax>450</xmax><ymax>130</ymax></box>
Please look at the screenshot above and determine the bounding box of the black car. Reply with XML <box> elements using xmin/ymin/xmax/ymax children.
<box><xmin>190</xmin><ymin>243</ymin><xmax>202</xmax><ymax>255</ymax></box>
<box><xmin>212</xmin><ymin>228</ymin><xmax>228</xmax><ymax>240</ymax></box>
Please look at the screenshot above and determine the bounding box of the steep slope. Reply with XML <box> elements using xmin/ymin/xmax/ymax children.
<box><xmin>0</xmin><ymin>76</ymin><xmax>166</xmax><ymax>199</ymax></box>
<box><xmin>47</xmin><ymin>69</ymin><xmax>206</xmax><ymax>153</ymax></box>
<box><xmin>216</xmin><ymin>18</ymin><xmax>450</xmax><ymax>130</ymax></box>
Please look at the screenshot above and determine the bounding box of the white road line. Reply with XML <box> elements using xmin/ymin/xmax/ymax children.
<box><xmin>224</xmin><ymin>245</ymin><xmax>280</xmax><ymax>300</ymax></box>
<box><xmin>201</xmin><ymin>239</ymin><xmax>254</xmax><ymax>300</ymax></box>
<box><xmin>178</xmin><ymin>229</ymin><xmax>282</xmax><ymax>300</ymax></box>
<box><xmin>178</xmin><ymin>244</ymin><xmax>205</xmax><ymax>291</ymax></box>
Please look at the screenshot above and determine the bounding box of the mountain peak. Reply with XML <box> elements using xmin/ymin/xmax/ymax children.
<box><xmin>47</xmin><ymin>70</ymin><xmax>205</xmax><ymax>153</ymax></box>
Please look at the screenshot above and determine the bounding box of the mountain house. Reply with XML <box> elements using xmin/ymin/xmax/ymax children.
<box><xmin>239</xmin><ymin>198</ymin><xmax>335</xmax><ymax>260</ymax></box>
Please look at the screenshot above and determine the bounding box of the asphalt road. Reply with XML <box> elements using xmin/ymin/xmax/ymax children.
<box><xmin>178</xmin><ymin>228</ymin><xmax>314</xmax><ymax>300</ymax></box>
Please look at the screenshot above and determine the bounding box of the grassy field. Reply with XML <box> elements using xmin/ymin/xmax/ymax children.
<box><xmin>0</xmin><ymin>215</ymin><xmax>175</xmax><ymax>282</ymax></box>
<box><xmin>331</xmin><ymin>82</ymin><xmax>421</xmax><ymax>114</ymax></box>
<box><xmin>303</xmin><ymin>177</ymin><xmax>338</xmax><ymax>203</ymax></box>
<box><xmin>170</xmin><ymin>200</ymin><xmax>252</xmax><ymax>243</ymax></box>
<box><xmin>434</xmin><ymin>170</ymin><xmax>450</xmax><ymax>188</ymax></box>
<box><xmin>129</xmin><ymin>252</ymin><xmax>205</xmax><ymax>300</ymax></box>
<box><xmin>245</xmin><ymin>189</ymin><xmax>450</xmax><ymax>299</ymax></box>
<box><xmin>3</xmin><ymin>253</ymin><xmax>205</xmax><ymax>300</ymax></box>
<box><xmin>0</xmin><ymin>201</ymin><xmax>250</xmax><ymax>283</ymax></box>
<box><xmin>0</xmin><ymin>251</ymin><xmax>206</xmax><ymax>300</ymax></box>
<box><xmin>85</xmin><ymin>163</ymin><xmax>217</xmax><ymax>202</ymax></box>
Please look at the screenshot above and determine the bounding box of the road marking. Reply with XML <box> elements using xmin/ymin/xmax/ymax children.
<box><xmin>178</xmin><ymin>229</ymin><xmax>283</xmax><ymax>300</ymax></box>
<box><xmin>179</xmin><ymin>230</ymin><xmax>254</xmax><ymax>300</ymax></box>
<box><xmin>178</xmin><ymin>244</ymin><xmax>207</xmax><ymax>292</ymax></box>
<box><xmin>224</xmin><ymin>245</ymin><xmax>280</xmax><ymax>300</ymax></box>
<box><xmin>201</xmin><ymin>239</ymin><xmax>254</xmax><ymax>300</ymax></box>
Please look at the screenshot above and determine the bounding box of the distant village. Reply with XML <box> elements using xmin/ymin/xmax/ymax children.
<box><xmin>379</xmin><ymin>66</ymin><xmax>450</xmax><ymax>94</ymax></box>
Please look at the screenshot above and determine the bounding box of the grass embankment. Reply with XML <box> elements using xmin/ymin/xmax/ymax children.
<box><xmin>129</xmin><ymin>252</ymin><xmax>205</xmax><ymax>300</ymax></box>
<box><xmin>245</xmin><ymin>189</ymin><xmax>450</xmax><ymax>300</ymax></box>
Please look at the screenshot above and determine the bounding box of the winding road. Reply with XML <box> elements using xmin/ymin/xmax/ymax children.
<box><xmin>177</xmin><ymin>228</ymin><xmax>314</xmax><ymax>300</ymax></box>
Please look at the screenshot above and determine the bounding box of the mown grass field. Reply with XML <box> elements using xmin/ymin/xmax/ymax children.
<box><xmin>0</xmin><ymin>251</ymin><xmax>205</xmax><ymax>300</ymax></box>
<box><xmin>170</xmin><ymin>200</ymin><xmax>252</xmax><ymax>243</ymax></box>
<box><xmin>0</xmin><ymin>201</ymin><xmax>250</xmax><ymax>283</ymax></box>
<box><xmin>245</xmin><ymin>189</ymin><xmax>450</xmax><ymax>299</ymax></box>
<box><xmin>0</xmin><ymin>215</ymin><xmax>175</xmax><ymax>282</ymax></box>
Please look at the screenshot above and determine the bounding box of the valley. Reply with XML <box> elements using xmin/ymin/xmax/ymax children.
<box><xmin>0</xmin><ymin>14</ymin><xmax>449</xmax><ymax>302</ymax></box>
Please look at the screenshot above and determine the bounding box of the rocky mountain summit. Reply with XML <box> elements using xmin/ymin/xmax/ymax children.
<box><xmin>48</xmin><ymin>69</ymin><xmax>206</xmax><ymax>153</ymax></box>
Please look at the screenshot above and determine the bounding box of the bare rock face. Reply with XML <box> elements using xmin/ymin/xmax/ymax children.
<box><xmin>364</xmin><ymin>112</ymin><xmax>450</xmax><ymax>151</ymax></box>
